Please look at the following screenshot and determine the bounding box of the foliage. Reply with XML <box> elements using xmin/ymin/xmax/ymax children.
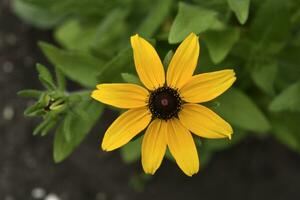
<box><xmin>15</xmin><ymin>0</ymin><xmax>300</xmax><ymax>168</ymax></box>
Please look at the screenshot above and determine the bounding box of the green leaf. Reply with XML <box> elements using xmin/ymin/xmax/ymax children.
<box><xmin>68</xmin><ymin>92</ymin><xmax>90</xmax><ymax>103</ymax></box>
<box><xmin>41</xmin><ymin>120</ymin><xmax>56</xmax><ymax>136</ymax></box>
<box><xmin>92</xmin><ymin>9</ymin><xmax>128</xmax><ymax>57</ymax></box>
<box><xmin>277</xmin><ymin>46</ymin><xmax>300</xmax><ymax>88</ymax></box>
<box><xmin>169</xmin><ymin>2</ymin><xmax>222</xmax><ymax>43</ymax></box>
<box><xmin>63</xmin><ymin>113</ymin><xmax>72</xmax><ymax>142</ymax></box>
<box><xmin>17</xmin><ymin>89</ymin><xmax>43</xmax><ymax>98</ymax></box>
<box><xmin>214</xmin><ymin>88</ymin><xmax>271</xmax><ymax>133</ymax></box>
<box><xmin>53</xmin><ymin>101</ymin><xmax>103</xmax><ymax>163</ymax></box>
<box><xmin>271</xmin><ymin>113</ymin><xmax>300</xmax><ymax>153</ymax></box>
<box><xmin>24</xmin><ymin>102</ymin><xmax>45</xmax><ymax>117</ymax></box>
<box><xmin>54</xmin><ymin>19</ymin><xmax>98</xmax><ymax>51</ymax></box>
<box><xmin>203</xmin><ymin>129</ymin><xmax>247</xmax><ymax>152</ymax></box>
<box><xmin>36</xmin><ymin>63</ymin><xmax>56</xmax><ymax>90</ymax></box>
<box><xmin>55</xmin><ymin>67</ymin><xmax>66</xmax><ymax>91</ymax></box>
<box><xmin>120</xmin><ymin>136</ymin><xmax>142</xmax><ymax>164</ymax></box>
<box><xmin>204</xmin><ymin>28</ymin><xmax>240</xmax><ymax>64</ymax></box>
<box><xmin>12</xmin><ymin>0</ymin><xmax>64</xmax><ymax>29</ymax></box>
<box><xmin>121</xmin><ymin>73</ymin><xmax>141</xmax><ymax>85</ymax></box>
<box><xmin>97</xmin><ymin>47</ymin><xmax>132</xmax><ymax>83</ymax></box>
<box><xmin>71</xmin><ymin>103</ymin><xmax>90</xmax><ymax>122</ymax></box>
<box><xmin>251</xmin><ymin>62</ymin><xmax>278</xmax><ymax>95</ymax></box>
<box><xmin>227</xmin><ymin>0</ymin><xmax>250</xmax><ymax>24</ymax></box>
<box><xmin>250</xmin><ymin>0</ymin><xmax>290</xmax><ymax>55</ymax></box>
<box><xmin>203</xmin><ymin>101</ymin><xmax>221</xmax><ymax>110</ymax></box>
<box><xmin>269</xmin><ymin>80</ymin><xmax>300</xmax><ymax>112</ymax></box>
<box><xmin>136</xmin><ymin>0</ymin><xmax>172</xmax><ymax>38</ymax></box>
<box><xmin>33</xmin><ymin>114</ymin><xmax>56</xmax><ymax>136</ymax></box>
<box><xmin>55</xmin><ymin>8</ymin><xmax>128</xmax><ymax>54</ymax></box>
<box><xmin>39</xmin><ymin>42</ymin><xmax>103</xmax><ymax>87</ymax></box>
<box><xmin>163</xmin><ymin>50</ymin><xmax>174</xmax><ymax>70</ymax></box>
<box><xmin>15</xmin><ymin>0</ymin><xmax>127</xmax><ymax>22</ymax></box>
<box><xmin>97</xmin><ymin>0</ymin><xmax>171</xmax><ymax>82</ymax></box>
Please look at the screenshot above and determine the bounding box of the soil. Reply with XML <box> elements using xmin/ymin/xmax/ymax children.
<box><xmin>1</xmin><ymin>1</ymin><xmax>300</xmax><ymax>200</ymax></box>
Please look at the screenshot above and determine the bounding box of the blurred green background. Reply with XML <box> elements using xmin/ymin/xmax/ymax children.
<box><xmin>1</xmin><ymin>0</ymin><xmax>300</xmax><ymax>199</ymax></box>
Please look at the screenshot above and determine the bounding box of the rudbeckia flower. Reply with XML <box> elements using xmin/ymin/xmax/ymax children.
<box><xmin>91</xmin><ymin>33</ymin><xmax>236</xmax><ymax>176</ymax></box>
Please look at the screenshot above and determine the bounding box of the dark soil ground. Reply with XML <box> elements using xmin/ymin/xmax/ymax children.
<box><xmin>1</xmin><ymin>1</ymin><xmax>300</xmax><ymax>200</ymax></box>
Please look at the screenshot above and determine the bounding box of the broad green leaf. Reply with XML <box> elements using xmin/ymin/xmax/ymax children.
<box><xmin>39</xmin><ymin>42</ymin><xmax>103</xmax><ymax>87</ymax></box>
<box><xmin>36</xmin><ymin>63</ymin><xmax>56</xmax><ymax>90</ymax></box>
<box><xmin>120</xmin><ymin>136</ymin><xmax>142</xmax><ymax>164</ymax></box>
<box><xmin>97</xmin><ymin>0</ymin><xmax>171</xmax><ymax>82</ymax></box>
<box><xmin>294</xmin><ymin>31</ymin><xmax>300</xmax><ymax>47</ymax></box>
<box><xmin>251</xmin><ymin>0</ymin><xmax>290</xmax><ymax>41</ymax></box>
<box><xmin>291</xmin><ymin>6</ymin><xmax>300</xmax><ymax>31</ymax></box>
<box><xmin>271</xmin><ymin>113</ymin><xmax>300</xmax><ymax>153</ymax></box>
<box><xmin>204</xmin><ymin>28</ymin><xmax>240</xmax><ymax>64</ymax></box>
<box><xmin>136</xmin><ymin>0</ymin><xmax>172</xmax><ymax>38</ymax></box>
<box><xmin>251</xmin><ymin>62</ymin><xmax>278</xmax><ymax>95</ymax></box>
<box><xmin>53</xmin><ymin>101</ymin><xmax>103</xmax><ymax>163</ymax></box>
<box><xmin>55</xmin><ymin>9</ymin><xmax>128</xmax><ymax>54</ymax></box>
<box><xmin>68</xmin><ymin>91</ymin><xmax>90</xmax><ymax>103</ymax></box>
<box><xmin>227</xmin><ymin>0</ymin><xmax>250</xmax><ymax>24</ymax></box>
<box><xmin>12</xmin><ymin>0</ymin><xmax>64</xmax><ymax>29</ymax></box>
<box><xmin>17</xmin><ymin>0</ymin><xmax>127</xmax><ymax>21</ymax></box>
<box><xmin>97</xmin><ymin>47</ymin><xmax>132</xmax><ymax>83</ymax></box>
<box><xmin>121</xmin><ymin>73</ymin><xmax>141</xmax><ymax>85</ymax></box>
<box><xmin>92</xmin><ymin>9</ymin><xmax>129</xmax><ymax>57</ymax></box>
<box><xmin>17</xmin><ymin>89</ymin><xmax>43</xmax><ymax>98</ymax></box>
<box><xmin>203</xmin><ymin>129</ymin><xmax>247</xmax><ymax>152</ymax></box>
<box><xmin>250</xmin><ymin>0</ymin><xmax>290</xmax><ymax>55</ymax></box>
<box><xmin>277</xmin><ymin>46</ymin><xmax>300</xmax><ymax>89</ymax></box>
<box><xmin>196</xmin><ymin>130</ymin><xmax>247</xmax><ymax>168</ymax></box>
<box><xmin>54</xmin><ymin>19</ymin><xmax>97</xmax><ymax>51</ymax></box>
<box><xmin>169</xmin><ymin>2</ymin><xmax>222</xmax><ymax>43</ymax></box>
<box><xmin>214</xmin><ymin>88</ymin><xmax>271</xmax><ymax>133</ymax></box>
<box><xmin>269</xmin><ymin>80</ymin><xmax>300</xmax><ymax>112</ymax></box>
<box><xmin>71</xmin><ymin>103</ymin><xmax>90</xmax><ymax>122</ymax></box>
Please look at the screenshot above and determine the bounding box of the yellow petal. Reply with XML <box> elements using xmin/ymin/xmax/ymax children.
<box><xmin>101</xmin><ymin>107</ymin><xmax>151</xmax><ymax>151</ymax></box>
<box><xmin>91</xmin><ymin>83</ymin><xmax>149</xmax><ymax>109</ymax></box>
<box><xmin>180</xmin><ymin>69</ymin><xmax>236</xmax><ymax>103</ymax></box>
<box><xmin>167</xmin><ymin>33</ymin><xmax>200</xmax><ymax>89</ymax></box>
<box><xmin>179</xmin><ymin>103</ymin><xmax>233</xmax><ymax>139</ymax></box>
<box><xmin>142</xmin><ymin>119</ymin><xmax>167</xmax><ymax>174</ymax></box>
<box><xmin>166</xmin><ymin>118</ymin><xmax>199</xmax><ymax>176</ymax></box>
<box><xmin>130</xmin><ymin>34</ymin><xmax>165</xmax><ymax>90</ymax></box>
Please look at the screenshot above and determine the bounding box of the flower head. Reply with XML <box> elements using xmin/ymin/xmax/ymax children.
<box><xmin>91</xmin><ymin>33</ymin><xmax>236</xmax><ymax>176</ymax></box>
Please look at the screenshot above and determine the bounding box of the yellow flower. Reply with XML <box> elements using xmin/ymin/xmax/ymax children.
<box><xmin>91</xmin><ymin>33</ymin><xmax>236</xmax><ymax>176</ymax></box>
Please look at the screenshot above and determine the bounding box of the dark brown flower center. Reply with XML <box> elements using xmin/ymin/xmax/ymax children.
<box><xmin>148</xmin><ymin>87</ymin><xmax>182</xmax><ymax>120</ymax></box>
